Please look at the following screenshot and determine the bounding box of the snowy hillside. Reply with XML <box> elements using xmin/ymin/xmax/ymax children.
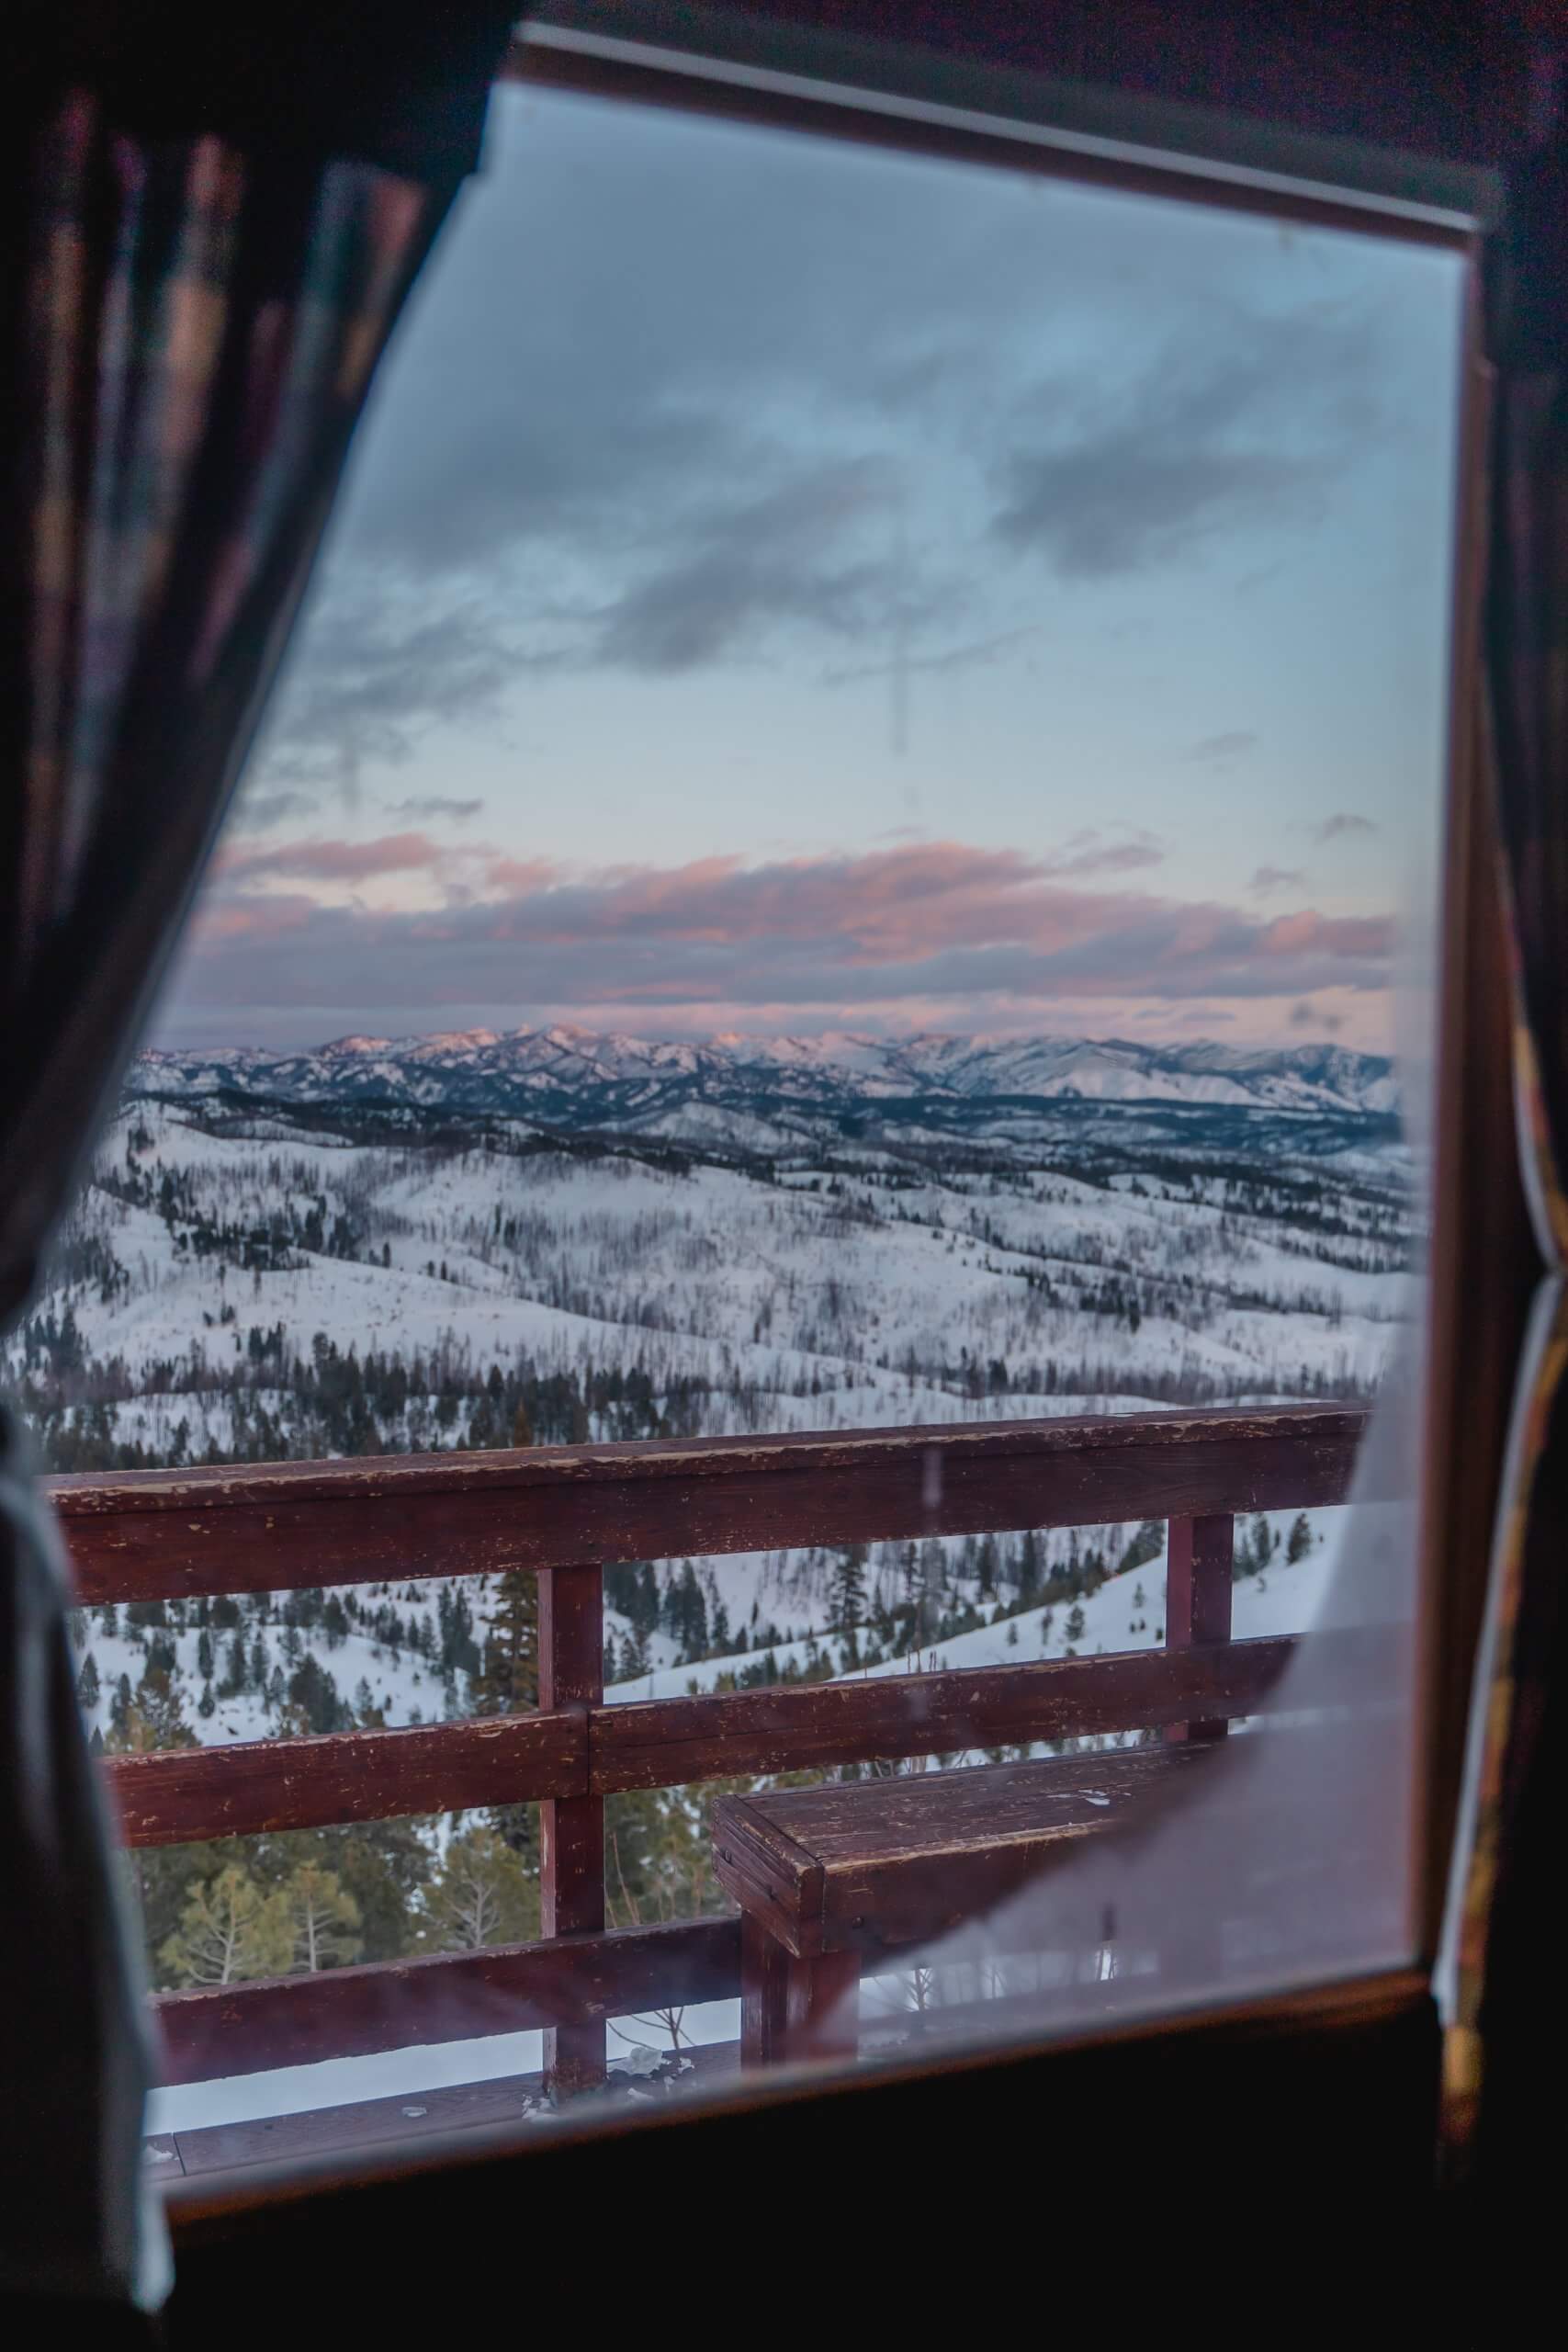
<box><xmin>7</xmin><ymin>1027</ymin><xmax>1414</xmax><ymax>2007</ymax></box>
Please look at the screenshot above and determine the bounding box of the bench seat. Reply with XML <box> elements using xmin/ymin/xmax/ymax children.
<box><xmin>712</xmin><ymin>1740</ymin><xmax>1214</xmax><ymax>2064</ymax></box>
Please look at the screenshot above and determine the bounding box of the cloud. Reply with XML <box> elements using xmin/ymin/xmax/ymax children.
<box><xmin>384</xmin><ymin>797</ymin><xmax>485</xmax><ymax>823</ymax></box>
<box><xmin>257</xmin><ymin>449</ymin><xmax>935</xmax><ymax>788</ymax></box>
<box><xmin>1043</xmin><ymin>831</ymin><xmax>1166</xmax><ymax>878</ymax></box>
<box><xmin>170</xmin><ymin>838</ymin><xmax>1393</xmax><ymax>1034</ymax></box>
<box><xmin>1312</xmin><ymin>811</ymin><xmax>1378</xmax><ymax>842</ymax></box>
<box><xmin>991</xmin><ymin>306</ymin><xmax>1379</xmax><ymax>579</ymax></box>
<box><xmin>218</xmin><ymin>831</ymin><xmax>457</xmax><ymax>889</ymax></box>
<box><xmin>1181</xmin><ymin>731</ymin><xmax>1258</xmax><ymax>764</ymax></box>
<box><xmin>229</xmin><ymin>788</ymin><xmax>321</xmax><ymax>832</ymax></box>
<box><xmin>1250</xmin><ymin>865</ymin><xmax>1307</xmax><ymax>895</ymax></box>
<box><xmin>586</xmin><ymin>462</ymin><xmax>908</xmax><ymax>674</ymax></box>
<box><xmin>254</xmin><ymin>599</ymin><xmax>522</xmax><ymax>788</ymax></box>
<box><xmin>1291</xmin><ymin>997</ymin><xmax>1347</xmax><ymax>1034</ymax></box>
<box><xmin>230</xmin><ymin>85</ymin><xmax>1426</xmax><ymax>819</ymax></box>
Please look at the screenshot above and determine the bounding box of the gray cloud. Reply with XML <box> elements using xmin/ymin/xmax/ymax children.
<box><xmin>1312</xmin><ymin>811</ymin><xmax>1378</xmax><ymax>842</ymax></box>
<box><xmin>992</xmin><ymin>307</ymin><xmax>1379</xmax><ymax>578</ymax></box>
<box><xmin>1181</xmin><ymin>730</ymin><xmax>1258</xmax><ymax>764</ymax></box>
<box><xmin>384</xmin><ymin>796</ymin><xmax>485</xmax><ymax>822</ymax></box>
<box><xmin>272</xmin><ymin>87</ymin><xmax>1400</xmax><ymax>775</ymax></box>
<box><xmin>1251</xmin><ymin>865</ymin><xmax>1307</xmax><ymax>895</ymax></box>
<box><xmin>255</xmin><ymin>600</ymin><xmax>522</xmax><ymax>788</ymax></box>
<box><xmin>229</xmin><ymin>788</ymin><xmax>321</xmax><ymax>832</ymax></box>
<box><xmin>587</xmin><ymin>462</ymin><xmax>908</xmax><ymax>674</ymax></box>
<box><xmin>1045</xmin><ymin>831</ymin><xmax>1166</xmax><ymax>878</ymax></box>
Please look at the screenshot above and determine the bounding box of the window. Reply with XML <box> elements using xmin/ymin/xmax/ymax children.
<box><xmin>24</xmin><ymin>31</ymin><xmax>1478</xmax><ymax>2177</ymax></box>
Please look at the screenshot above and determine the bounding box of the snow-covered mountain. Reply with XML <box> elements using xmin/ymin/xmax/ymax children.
<box><xmin>130</xmin><ymin>1026</ymin><xmax>1396</xmax><ymax>1143</ymax></box>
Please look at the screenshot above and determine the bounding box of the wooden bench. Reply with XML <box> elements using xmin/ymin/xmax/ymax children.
<box><xmin>712</xmin><ymin>1741</ymin><xmax>1215</xmax><ymax>2066</ymax></box>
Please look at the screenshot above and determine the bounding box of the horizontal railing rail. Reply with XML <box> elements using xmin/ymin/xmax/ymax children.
<box><xmin>108</xmin><ymin>1711</ymin><xmax>588</xmax><ymax>1846</ymax></box>
<box><xmin>50</xmin><ymin>1403</ymin><xmax>1370</xmax><ymax>1604</ymax></box>
<box><xmin>154</xmin><ymin>1917</ymin><xmax>743</xmax><ymax>2086</ymax></box>
<box><xmin>50</xmin><ymin>1402</ymin><xmax>1381</xmax><ymax>2098</ymax></box>
<box><xmin>106</xmin><ymin>1630</ymin><xmax>1387</xmax><ymax>1846</ymax></box>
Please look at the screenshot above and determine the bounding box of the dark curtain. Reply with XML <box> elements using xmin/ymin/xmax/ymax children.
<box><xmin>0</xmin><ymin>4</ymin><xmax>517</xmax><ymax>2306</ymax></box>
<box><xmin>1445</xmin><ymin>62</ymin><xmax>1568</xmax><ymax>2208</ymax></box>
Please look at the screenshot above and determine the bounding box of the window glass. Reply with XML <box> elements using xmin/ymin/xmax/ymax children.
<box><xmin>21</xmin><ymin>80</ymin><xmax>1462</xmax><ymax>2162</ymax></box>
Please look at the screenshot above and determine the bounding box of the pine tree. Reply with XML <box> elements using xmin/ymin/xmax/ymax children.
<box><xmin>471</xmin><ymin>1571</ymin><xmax>538</xmax><ymax>1715</ymax></box>
<box><xmin>830</xmin><ymin>1545</ymin><xmax>868</xmax><ymax>1632</ymax></box>
<box><xmin>160</xmin><ymin>1866</ymin><xmax>291</xmax><ymax>1985</ymax></box>
<box><xmin>1118</xmin><ymin>1519</ymin><xmax>1163</xmax><ymax>1576</ymax></box>
<box><xmin>109</xmin><ymin>1660</ymin><xmax>197</xmax><ymax>1752</ymax></box>
<box><xmin>280</xmin><ymin>1864</ymin><xmax>362</xmax><ymax>1972</ymax></box>
<box><xmin>976</xmin><ymin>1533</ymin><xmax>999</xmax><ymax>1600</ymax></box>
<box><xmin>279</xmin><ymin>1655</ymin><xmax>347</xmax><ymax>1736</ymax></box>
<box><xmin>472</xmin><ymin>1570</ymin><xmax>543</xmax><ymax>1857</ymax></box>
<box><xmin>1286</xmin><ymin>1512</ymin><xmax>1314</xmax><ymax>1564</ymax></box>
<box><xmin>75</xmin><ymin>1651</ymin><xmax>101</xmax><ymax>1713</ymax></box>
<box><xmin>604</xmin><ymin>1781</ymin><xmax>740</xmax><ymax>1928</ymax></box>
<box><xmin>417</xmin><ymin>1828</ymin><xmax>538</xmax><ymax>1951</ymax></box>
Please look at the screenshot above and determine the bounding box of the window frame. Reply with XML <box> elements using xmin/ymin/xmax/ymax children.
<box><xmin>155</xmin><ymin>6</ymin><xmax>1519</xmax><ymax>2240</ymax></box>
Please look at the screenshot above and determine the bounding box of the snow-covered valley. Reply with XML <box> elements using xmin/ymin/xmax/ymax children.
<box><xmin>6</xmin><ymin>1027</ymin><xmax>1416</xmax><ymax>2021</ymax></box>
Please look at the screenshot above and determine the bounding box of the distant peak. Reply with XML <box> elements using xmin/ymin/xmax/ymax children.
<box><xmin>415</xmin><ymin>1028</ymin><xmax>502</xmax><ymax>1051</ymax></box>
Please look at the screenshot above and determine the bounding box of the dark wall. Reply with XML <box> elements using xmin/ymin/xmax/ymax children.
<box><xmin>584</xmin><ymin>1</ymin><xmax>1546</xmax><ymax>173</ymax></box>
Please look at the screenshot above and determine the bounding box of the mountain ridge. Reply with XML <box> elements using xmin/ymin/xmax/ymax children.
<box><xmin>130</xmin><ymin>1026</ymin><xmax>1397</xmax><ymax>1141</ymax></box>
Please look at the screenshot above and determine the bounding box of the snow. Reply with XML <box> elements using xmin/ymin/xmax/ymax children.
<box><xmin>601</xmin><ymin>1507</ymin><xmax>1350</xmax><ymax>1706</ymax></box>
<box><xmin>146</xmin><ymin>1997</ymin><xmax>743</xmax><ymax>2136</ymax></box>
<box><xmin>12</xmin><ymin>1037</ymin><xmax>1422</xmax><ymax>2146</ymax></box>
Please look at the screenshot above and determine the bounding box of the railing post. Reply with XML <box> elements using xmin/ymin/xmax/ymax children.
<box><xmin>1165</xmin><ymin>1512</ymin><xmax>1234</xmax><ymax>1743</ymax></box>
<box><xmin>538</xmin><ymin>1561</ymin><xmax>605</xmax><ymax>2098</ymax></box>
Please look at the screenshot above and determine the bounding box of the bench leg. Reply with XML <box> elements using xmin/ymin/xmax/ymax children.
<box><xmin>740</xmin><ymin>1917</ymin><xmax>861</xmax><ymax>2068</ymax></box>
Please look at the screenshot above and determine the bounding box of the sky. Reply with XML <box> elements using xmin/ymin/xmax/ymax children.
<box><xmin>155</xmin><ymin>81</ymin><xmax>1467</xmax><ymax>1056</ymax></box>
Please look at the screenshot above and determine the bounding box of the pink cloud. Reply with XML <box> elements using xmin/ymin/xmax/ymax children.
<box><xmin>1260</xmin><ymin>909</ymin><xmax>1392</xmax><ymax>957</ymax></box>
<box><xmin>173</xmin><ymin>837</ymin><xmax>1396</xmax><ymax>1044</ymax></box>
<box><xmin>464</xmin><ymin>842</ymin><xmax>1145</xmax><ymax>965</ymax></box>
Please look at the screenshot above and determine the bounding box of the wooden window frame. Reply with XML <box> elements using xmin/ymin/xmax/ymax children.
<box><xmin>152</xmin><ymin>7</ymin><xmax>1530</xmax><ymax>2279</ymax></box>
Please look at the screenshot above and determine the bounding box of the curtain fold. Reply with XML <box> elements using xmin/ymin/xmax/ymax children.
<box><xmin>1</xmin><ymin>10</ymin><xmax>516</xmax><ymax>2305</ymax></box>
<box><xmin>1441</xmin><ymin>73</ymin><xmax>1568</xmax><ymax>2188</ymax></box>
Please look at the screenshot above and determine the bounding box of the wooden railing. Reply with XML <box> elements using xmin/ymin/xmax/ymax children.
<box><xmin>51</xmin><ymin>1403</ymin><xmax>1375</xmax><ymax>2094</ymax></box>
